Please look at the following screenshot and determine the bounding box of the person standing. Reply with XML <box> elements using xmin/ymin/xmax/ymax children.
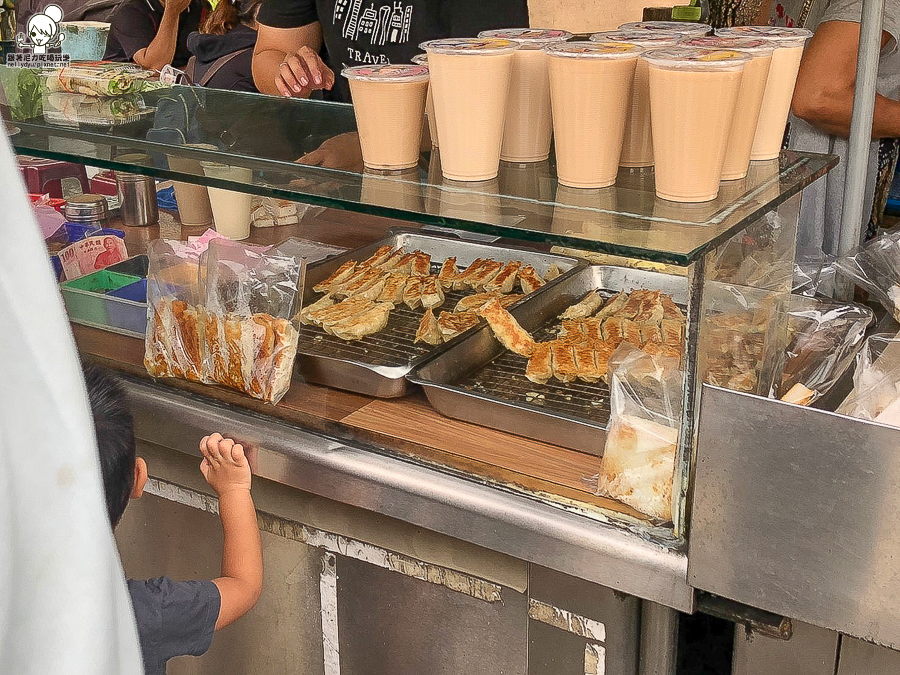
<box><xmin>789</xmin><ymin>0</ymin><xmax>900</xmax><ymax>257</ymax></box>
<box><xmin>104</xmin><ymin>0</ymin><xmax>205</xmax><ymax>70</ymax></box>
<box><xmin>186</xmin><ymin>0</ymin><xmax>262</xmax><ymax>91</ymax></box>
<box><xmin>251</xmin><ymin>0</ymin><xmax>529</xmax><ymax>101</ymax></box>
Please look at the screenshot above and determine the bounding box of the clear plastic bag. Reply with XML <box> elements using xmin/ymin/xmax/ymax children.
<box><xmin>773</xmin><ymin>297</ymin><xmax>873</xmax><ymax>405</ymax></box>
<box><xmin>837</xmin><ymin>334</ymin><xmax>900</xmax><ymax>425</ymax></box>
<box><xmin>202</xmin><ymin>239</ymin><xmax>304</xmax><ymax>403</ymax></box>
<box><xmin>597</xmin><ymin>344</ymin><xmax>684</xmax><ymax>523</ymax></box>
<box><xmin>793</xmin><ymin>254</ymin><xmax>837</xmax><ymax>298</ymax></box>
<box><xmin>835</xmin><ymin>230</ymin><xmax>900</xmax><ymax>320</ymax></box>
<box><xmin>144</xmin><ymin>239</ymin><xmax>205</xmax><ymax>382</ymax></box>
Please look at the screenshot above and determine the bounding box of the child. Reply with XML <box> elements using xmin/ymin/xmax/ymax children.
<box><xmin>83</xmin><ymin>362</ymin><xmax>263</xmax><ymax>675</ymax></box>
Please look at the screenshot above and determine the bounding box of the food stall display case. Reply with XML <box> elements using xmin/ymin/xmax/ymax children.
<box><xmin>2</xmin><ymin>72</ymin><xmax>847</xmax><ymax>674</ymax></box>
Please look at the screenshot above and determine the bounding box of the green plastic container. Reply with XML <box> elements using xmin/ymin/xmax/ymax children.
<box><xmin>61</xmin><ymin>269</ymin><xmax>141</xmax><ymax>327</ymax></box>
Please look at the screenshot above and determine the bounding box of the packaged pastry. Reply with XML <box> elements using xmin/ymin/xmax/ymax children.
<box><xmin>597</xmin><ymin>344</ymin><xmax>683</xmax><ymax>523</ymax></box>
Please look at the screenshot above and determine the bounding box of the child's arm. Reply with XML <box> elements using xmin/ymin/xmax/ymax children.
<box><xmin>199</xmin><ymin>433</ymin><xmax>263</xmax><ymax>630</ymax></box>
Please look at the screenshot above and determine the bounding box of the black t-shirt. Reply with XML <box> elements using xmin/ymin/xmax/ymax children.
<box><xmin>257</xmin><ymin>0</ymin><xmax>528</xmax><ymax>101</ymax></box>
<box><xmin>104</xmin><ymin>0</ymin><xmax>204</xmax><ymax>69</ymax></box>
<box><xmin>127</xmin><ymin>577</ymin><xmax>221</xmax><ymax>675</ymax></box>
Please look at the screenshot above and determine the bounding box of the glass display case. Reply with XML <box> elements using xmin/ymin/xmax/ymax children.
<box><xmin>1</xmin><ymin>68</ymin><xmax>837</xmax><ymax>584</ymax></box>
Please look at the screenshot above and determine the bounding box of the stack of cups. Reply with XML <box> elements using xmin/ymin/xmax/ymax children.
<box><xmin>410</xmin><ymin>54</ymin><xmax>438</xmax><ymax>149</ymax></box>
<box><xmin>545</xmin><ymin>41</ymin><xmax>642</xmax><ymax>188</ymax></box>
<box><xmin>343</xmin><ymin>64</ymin><xmax>430</xmax><ymax>171</ymax></box>
<box><xmin>716</xmin><ymin>26</ymin><xmax>813</xmax><ymax>160</ymax></box>
<box><xmin>618</xmin><ymin>20</ymin><xmax>712</xmax><ymax>36</ymax></box>
<box><xmin>589</xmin><ymin>30</ymin><xmax>683</xmax><ymax>168</ymax></box>
<box><xmin>643</xmin><ymin>47</ymin><xmax>749</xmax><ymax>202</ymax></box>
<box><xmin>420</xmin><ymin>38</ymin><xmax>519</xmax><ymax>181</ymax></box>
<box><xmin>681</xmin><ymin>36</ymin><xmax>775</xmax><ymax>180</ymax></box>
<box><xmin>477</xmin><ymin>28</ymin><xmax>573</xmax><ymax>163</ymax></box>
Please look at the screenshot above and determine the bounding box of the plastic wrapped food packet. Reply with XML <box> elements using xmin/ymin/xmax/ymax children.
<box><xmin>202</xmin><ymin>239</ymin><xmax>305</xmax><ymax>403</ymax></box>
<box><xmin>773</xmin><ymin>297</ymin><xmax>873</xmax><ymax>405</ymax></box>
<box><xmin>835</xmin><ymin>230</ymin><xmax>900</xmax><ymax>321</ymax></box>
<box><xmin>41</xmin><ymin>63</ymin><xmax>162</xmax><ymax>97</ymax></box>
<box><xmin>837</xmin><ymin>333</ymin><xmax>900</xmax><ymax>425</ymax></box>
<box><xmin>144</xmin><ymin>239</ymin><xmax>205</xmax><ymax>382</ymax></box>
<box><xmin>596</xmin><ymin>344</ymin><xmax>683</xmax><ymax>523</ymax></box>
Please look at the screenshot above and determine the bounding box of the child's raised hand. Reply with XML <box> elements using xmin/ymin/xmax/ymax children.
<box><xmin>200</xmin><ymin>433</ymin><xmax>252</xmax><ymax>496</ymax></box>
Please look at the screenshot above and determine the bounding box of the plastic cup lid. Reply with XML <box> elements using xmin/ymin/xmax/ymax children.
<box><xmin>545</xmin><ymin>41</ymin><xmax>643</xmax><ymax>58</ymax></box>
<box><xmin>590</xmin><ymin>30</ymin><xmax>683</xmax><ymax>47</ymax></box>
<box><xmin>716</xmin><ymin>26</ymin><xmax>812</xmax><ymax>46</ymax></box>
<box><xmin>411</xmin><ymin>53</ymin><xmax>427</xmax><ymax>64</ymax></box>
<box><xmin>478</xmin><ymin>28</ymin><xmax>573</xmax><ymax>48</ymax></box>
<box><xmin>642</xmin><ymin>47</ymin><xmax>750</xmax><ymax>70</ymax></box>
<box><xmin>419</xmin><ymin>38</ymin><xmax>519</xmax><ymax>55</ymax></box>
<box><xmin>619</xmin><ymin>21</ymin><xmax>711</xmax><ymax>35</ymax></box>
<box><xmin>680</xmin><ymin>36</ymin><xmax>775</xmax><ymax>55</ymax></box>
<box><xmin>342</xmin><ymin>63</ymin><xmax>429</xmax><ymax>82</ymax></box>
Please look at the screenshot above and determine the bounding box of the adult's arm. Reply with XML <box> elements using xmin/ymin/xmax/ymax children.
<box><xmin>252</xmin><ymin>21</ymin><xmax>334</xmax><ymax>97</ymax></box>
<box><xmin>791</xmin><ymin>20</ymin><xmax>900</xmax><ymax>138</ymax></box>
<box><xmin>131</xmin><ymin>0</ymin><xmax>190</xmax><ymax>70</ymax></box>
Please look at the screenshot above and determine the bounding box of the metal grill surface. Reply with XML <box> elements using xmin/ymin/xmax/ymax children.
<box><xmin>298</xmin><ymin>266</ymin><xmax>487</xmax><ymax>368</ymax></box>
<box><xmin>455</xmin><ymin>316</ymin><xmax>613</xmax><ymax>426</ymax></box>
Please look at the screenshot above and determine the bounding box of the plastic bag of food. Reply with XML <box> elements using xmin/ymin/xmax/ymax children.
<box><xmin>144</xmin><ymin>239</ymin><xmax>205</xmax><ymax>382</ymax></box>
<box><xmin>202</xmin><ymin>239</ymin><xmax>304</xmax><ymax>403</ymax></box>
<box><xmin>773</xmin><ymin>296</ymin><xmax>873</xmax><ymax>405</ymax></box>
<box><xmin>835</xmin><ymin>230</ymin><xmax>900</xmax><ymax>321</ymax></box>
<box><xmin>837</xmin><ymin>333</ymin><xmax>900</xmax><ymax>425</ymax></box>
<box><xmin>700</xmin><ymin>282</ymin><xmax>787</xmax><ymax>396</ymax></box>
<box><xmin>597</xmin><ymin>344</ymin><xmax>684</xmax><ymax>523</ymax></box>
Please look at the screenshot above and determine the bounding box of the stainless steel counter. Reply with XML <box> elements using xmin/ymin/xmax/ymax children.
<box><xmin>125</xmin><ymin>375</ymin><xmax>695</xmax><ymax>613</ymax></box>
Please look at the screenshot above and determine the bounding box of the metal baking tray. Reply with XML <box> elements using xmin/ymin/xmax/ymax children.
<box><xmin>409</xmin><ymin>266</ymin><xmax>689</xmax><ymax>455</ymax></box>
<box><xmin>296</xmin><ymin>228</ymin><xmax>582</xmax><ymax>397</ymax></box>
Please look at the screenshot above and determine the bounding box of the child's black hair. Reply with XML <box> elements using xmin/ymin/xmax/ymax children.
<box><xmin>82</xmin><ymin>362</ymin><xmax>136</xmax><ymax>527</ymax></box>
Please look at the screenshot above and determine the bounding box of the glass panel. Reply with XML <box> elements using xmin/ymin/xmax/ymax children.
<box><xmin>1</xmin><ymin>68</ymin><xmax>837</xmax><ymax>265</ymax></box>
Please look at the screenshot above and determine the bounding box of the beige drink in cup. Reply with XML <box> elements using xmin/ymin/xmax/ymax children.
<box><xmin>546</xmin><ymin>41</ymin><xmax>641</xmax><ymax>188</ymax></box>
<box><xmin>717</xmin><ymin>26</ymin><xmax>812</xmax><ymax>160</ymax></box>
<box><xmin>421</xmin><ymin>38</ymin><xmax>518</xmax><ymax>181</ymax></box>
<box><xmin>411</xmin><ymin>54</ymin><xmax>438</xmax><ymax>148</ymax></box>
<box><xmin>681</xmin><ymin>36</ymin><xmax>774</xmax><ymax>180</ymax></box>
<box><xmin>644</xmin><ymin>47</ymin><xmax>749</xmax><ymax>202</ymax></box>
<box><xmin>343</xmin><ymin>64</ymin><xmax>429</xmax><ymax>171</ymax></box>
<box><xmin>590</xmin><ymin>30</ymin><xmax>683</xmax><ymax>168</ymax></box>
<box><xmin>200</xmin><ymin>162</ymin><xmax>253</xmax><ymax>240</ymax></box>
<box><xmin>619</xmin><ymin>20</ymin><xmax>711</xmax><ymax>36</ymax></box>
<box><xmin>478</xmin><ymin>28</ymin><xmax>573</xmax><ymax>163</ymax></box>
<box><xmin>167</xmin><ymin>153</ymin><xmax>214</xmax><ymax>228</ymax></box>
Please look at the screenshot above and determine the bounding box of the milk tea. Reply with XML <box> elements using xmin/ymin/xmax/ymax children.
<box><xmin>716</xmin><ymin>27</ymin><xmax>812</xmax><ymax>161</ymax></box>
<box><xmin>645</xmin><ymin>47</ymin><xmax>748</xmax><ymax>202</ymax></box>
<box><xmin>421</xmin><ymin>38</ymin><xmax>518</xmax><ymax>181</ymax></box>
<box><xmin>546</xmin><ymin>41</ymin><xmax>641</xmax><ymax>188</ymax></box>
<box><xmin>681</xmin><ymin>36</ymin><xmax>774</xmax><ymax>180</ymax></box>
<box><xmin>591</xmin><ymin>30</ymin><xmax>683</xmax><ymax>168</ymax></box>
<box><xmin>479</xmin><ymin>28</ymin><xmax>573</xmax><ymax>163</ymax></box>
<box><xmin>344</xmin><ymin>64</ymin><xmax>429</xmax><ymax>170</ymax></box>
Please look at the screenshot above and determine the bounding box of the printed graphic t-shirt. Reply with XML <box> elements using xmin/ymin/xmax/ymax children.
<box><xmin>257</xmin><ymin>0</ymin><xmax>528</xmax><ymax>101</ymax></box>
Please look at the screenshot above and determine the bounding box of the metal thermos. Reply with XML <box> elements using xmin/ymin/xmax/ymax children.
<box><xmin>115</xmin><ymin>170</ymin><xmax>159</xmax><ymax>227</ymax></box>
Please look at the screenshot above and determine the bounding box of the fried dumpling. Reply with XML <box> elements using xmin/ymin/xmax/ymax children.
<box><xmin>415</xmin><ymin>308</ymin><xmax>444</xmax><ymax>346</ymax></box>
<box><xmin>477</xmin><ymin>297</ymin><xmax>536</xmax><ymax>357</ymax></box>
<box><xmin>525</xmin><ymin>342</ymin><xmax>553</xmax><ymax>384</ymax></box>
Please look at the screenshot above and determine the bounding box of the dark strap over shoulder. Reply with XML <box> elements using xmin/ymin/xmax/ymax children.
<box><xmin>193</xmin><ymin>47</ymin><xmax>252</xmax><ymax>88</ymax></box>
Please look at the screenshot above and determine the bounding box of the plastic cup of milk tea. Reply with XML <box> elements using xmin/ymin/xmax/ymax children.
<box><xmin>619</xmin><ymin>20</ymin><xmax>711</xmax><ymax>36</ymax></box>
<box><xmin>420</xmin><ymin>38</ymin><xmax>519</xmax><ymax>181</ymax></box>
<box><xmin>477</xmin><ymin>28</ymin><xmax>573</xmax><ymax>163</ymax></box>
<box><xmin>716</xmin><ymin>26</ymin><xmax>812</xmax><ymax>160</ymax></box>
<box><xmin>590</xmin><ymin>30</ymin><xmax>683</xmax><ymax>168</ymax></box>
<box><xmin>411</xmin><ymin>54</ymin><xmax>438</xmax><ymax>149</ymax></box>
<box><xmin>643</xmin><ymin>47</ymin><xmax>749</xmax><ymax>202</ymax></box>
<box><xmin>681</xmin><ymin>36</ymin><xmax>774</xmax><ymax>180</ymax></box>
<box><xmin>545</xmin><ymin>41</ymin><xmax>642</xmax><ymax>188</ymax></box>
<box><xmin>343</xmin><ymin>63</ymin><xmax>429</xmax><ymax>171</ymax></box>
<box><xmin>200</xmin><ymin>161</ymin><xmax>254</xmax><ymax>240</ymax></box>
